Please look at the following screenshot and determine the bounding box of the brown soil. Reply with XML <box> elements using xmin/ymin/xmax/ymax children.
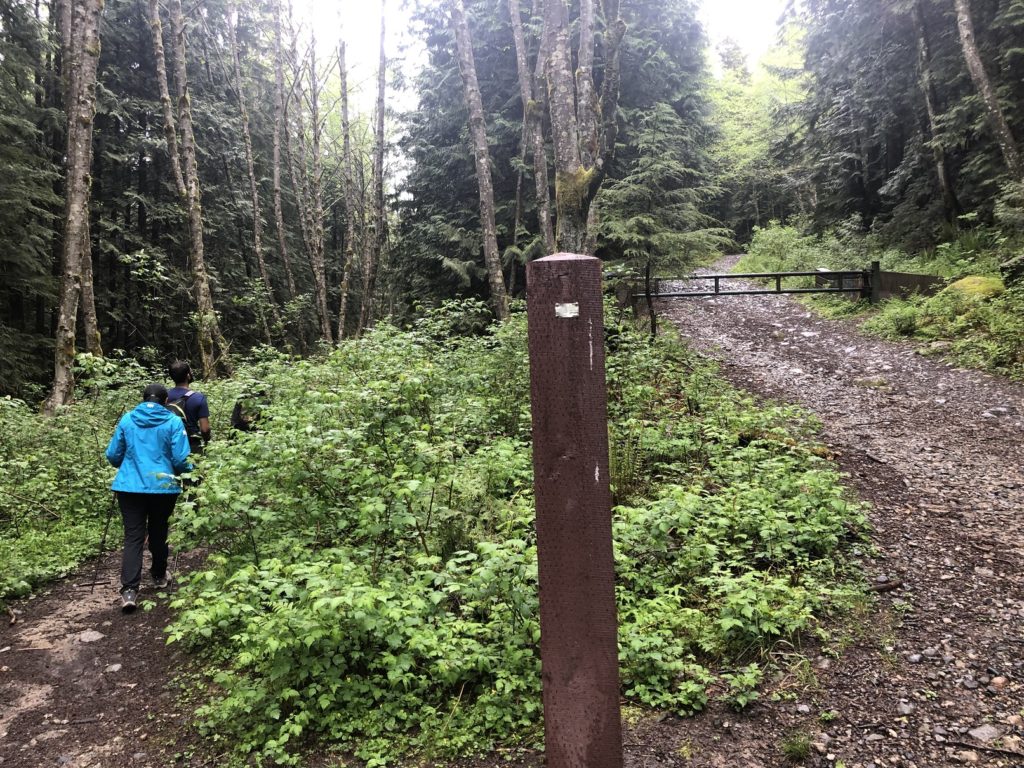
<box><xmin>2</xmin><ymin>258</ymin><xmax>1023</xmax><ymax>767</ymax></box>
<box><xmin>0</xmin><ymin>551</ymin><xmax>205</xmax><ymax>768</ymax></box>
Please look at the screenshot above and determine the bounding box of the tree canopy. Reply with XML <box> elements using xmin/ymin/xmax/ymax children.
<box><xmin>1</xmin><ymin>0</ymin><xmax>1022</xmax><ymax>399</ymax></box>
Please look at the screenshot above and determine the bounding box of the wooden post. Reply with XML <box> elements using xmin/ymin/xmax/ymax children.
<box><xmin>526</xmin><ymin>253</ymin><xmax>623</xmax><ymax>768</ymax></box>
<box><xmin>870</xmin><ymin>260</ymin><xmax>881</xmax><ymax>304</ymax></box>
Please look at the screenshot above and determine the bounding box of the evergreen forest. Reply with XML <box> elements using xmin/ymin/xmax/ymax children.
<box><xmin>1</xmin><ymin>0</ymin><xmax>1022</xmax><ymax>398</ymax></box>
<box><xmin>2</xmin><ymin>0</ymin><xmax>1024</xmax><ymax>764</ymax></box>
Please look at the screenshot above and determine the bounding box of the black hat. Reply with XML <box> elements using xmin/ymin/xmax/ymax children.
<box><xmin>142</xmin><ymin>383</ymin><xmax>168</xmax><ymax>404</ymax></box>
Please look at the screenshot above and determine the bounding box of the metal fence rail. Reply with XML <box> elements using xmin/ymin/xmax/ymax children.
<box><xmin>637</xmin><ymin>262</ymin><xmax>882</xmax><ymax>303</ymax></box>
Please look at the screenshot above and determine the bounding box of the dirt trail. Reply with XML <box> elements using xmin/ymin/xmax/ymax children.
<box><xmin>654</xmin><ymin>256</ymin><xmax>1024</xmax><ymax>767</ymax></box>
<box><xmin>0</xmin><ymin>551</ymin><xmax>194</xmax><ymax>768</ymax></box>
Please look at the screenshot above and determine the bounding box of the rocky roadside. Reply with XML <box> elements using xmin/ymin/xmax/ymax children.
<box><xmin>651</xmin><ymin>257</ymin><xmax>1024</xmax><ymax>767</ymax></box>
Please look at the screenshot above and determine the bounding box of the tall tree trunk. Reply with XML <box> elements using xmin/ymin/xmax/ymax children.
<box><xmin>44</xmin><ymin>0</ymin><xmax>102</xmax><ymax>414</ymax></box>
<box><xmin>914</xmin><ymin>0</ymin><xmax>959</xmax><ymax>222</ymax></box>
<box><xmin>76</xmin><ymin>2</ymin><xmax>101</xmax><ymax>360</ymax></box>
<box><xmin>227</xmin><ymin>1</ymin><xmax>280</xmax><ymax>341</ymax></box>
<box><xmin>79</xmin><ymin>231</ymin><xmax>101</xmax><ymax>354</ymax></box>
<box><xmin>358</xmin><ymin>6</ymin><xmax>387</xmax><ymax>335</ymax></box>
<box><xmin>954</xmin><ymin>0</ymin><xmax>1024</xmax><ymax>182</ymax></box>
<box><xmin>283</xmin><ymin>6</ymin><xmax>315</xmax><ymax>264</ymax></box>
<box><xmin>575</xmin><ymin>0</ymin><xmax>598</xmax><ymax>169</ymax></box>
<box><xmin>305</xmin><ymin>40</ymin><xmax>332</xmax><ymax>342</ymax></box>
<box><xmin>169</xmin><ymin>0</ymin><xmax>230</xmax><ymax>376</ymax></box>
<box><xmin>282</xmin><ymin>6</ymin><xmax>331</xmax><ymax>342</ymax></box>
<box><xmin>449</xmin><ymin>0</ymin><xmax>509</xmax><ymax>321</ymax></box>
<box><xmin>284</xmin><ymin>105</ymin><xmax>315</xmax><ymax>276</ymax></box>
<box><xmin>508</xmin><ymin>0</ymin><xmax>555</xmax><ymax>254</ymax></box>
<box><xmin>147</xmin><ymin>0</ymin><xmax>186</xmax><ymax>199</ymax></box>
<box><xmin>271</xmin><ymin>0</ymin><xmax>297</xmax><ymax>300</ymax></box>
<box><xmin>542</xmin><ymin>0</ymin><xmax>623</xmax><ymax>253</ymax></box>
<box><xmin>597</xmin><ymin>0</ymin><xmax>624</xmax><ymax>166</ymax></box>
<box><xmin>543</xmin><ymin>0</ymin><xmax>585</xmax><ymax>252</ymax></box>
<box><xmin>337</xmin><ymin>40</ymin><xmax>359</xmax><ymax>339</ymax></box>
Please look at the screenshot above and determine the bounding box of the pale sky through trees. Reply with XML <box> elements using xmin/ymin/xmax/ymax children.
<box><xmin>296</xmin><ymin>0</ymin><xmax>789</xmax><ymax>111</ymax></box>
<box><xmin>295</xmin><ymin>0</ymin><xmax>416</xmax><ymax>108</ymax></box>
<box><xmin>698</xmin><ymin>0</ymin><xmax>789</xmax><ymax>69</ymax></box>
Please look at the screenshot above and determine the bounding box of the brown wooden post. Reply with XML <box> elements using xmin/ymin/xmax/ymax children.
<box><xmin>526</xmin><ymin>253</ymin><xmax>623</xmax><ymax>768</ymax></box>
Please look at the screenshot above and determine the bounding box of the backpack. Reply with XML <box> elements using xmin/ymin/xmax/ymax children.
<box><xmin>166</xmin><ymin>390</ymin><xmax>202</xmax><ymax>450</ymax></box>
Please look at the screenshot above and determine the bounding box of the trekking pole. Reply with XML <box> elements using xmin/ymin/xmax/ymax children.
<box><xmin>89</xmin><ymin>492</ymin><xmax>118</xmax><ymax>594</ymax></box>
<box><xmin>87</xmin><ymin>405</ymin><xmax>125</xmax><ymax>594</ymax></box>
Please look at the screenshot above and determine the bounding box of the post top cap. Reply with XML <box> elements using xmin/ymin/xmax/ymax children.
<box><xmin>534</xmin><ymin>253</ymin><xmax>600</xmax><ymax>262</ymax></box>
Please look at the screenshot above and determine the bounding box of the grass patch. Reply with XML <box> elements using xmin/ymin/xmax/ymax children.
<box><xmin>780</xmin><ymin>730</ymin><xmax>812</xmax><ymax>762</ymax></box>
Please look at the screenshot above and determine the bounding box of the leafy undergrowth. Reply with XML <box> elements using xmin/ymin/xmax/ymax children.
<box><xmin>0</xmin><ymin>355</ymin><xmax>154</xmax><ymax>604</ymax></box>
<box><xmin>858</xmin><ymin>283</ymin><xmax>1024</xmax><ymax>379</ymax></box>
<box><xmin>736</xmin><ymin>223</ymin><xmax>1024</xmax><ymax>380</ymax></box>
<box><xmin>162</xmin><ymin>300</ymin><xmax>866</xmax><ymax>766</ymax></box>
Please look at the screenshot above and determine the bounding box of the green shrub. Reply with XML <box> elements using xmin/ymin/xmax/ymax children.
<box><xmin>862</xmin><ymin>299</ymin><xmax>920</xmax><ymax>337</ymax></box>
<box><xmin>721</xmin><ymin>664</ymin><xmax>763</xmax><ymax>711</ymax></box>
<box><xmin>0</xmin><ymin>354</ymin><xmax>154</xmax><ymax>604</ymax></box>
<box><xmin>160</xmin><ymin>305</ymin><xmax>865</xmax><ymax>765</ymax></box>
<box><xmin>735</xmin><ymin>223</ymin><xmax>825</xmax><ymax>276</ymax></box>
<box><xmin>861</xmin><ymin>284</ymin><xmax>1024</xmax><ymax>378</ymax></box>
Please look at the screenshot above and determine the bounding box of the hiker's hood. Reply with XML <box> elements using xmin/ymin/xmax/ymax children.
<box><xmin>129</xmin><ymin>401</ymin><xmax>177</xmax><ymax>428</ymax></box>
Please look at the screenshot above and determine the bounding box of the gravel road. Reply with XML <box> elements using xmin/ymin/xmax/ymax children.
<box><xmin>654</xmin><ymin>256</ymin><xmax>1024</xmax><ymax>767</ymax></box>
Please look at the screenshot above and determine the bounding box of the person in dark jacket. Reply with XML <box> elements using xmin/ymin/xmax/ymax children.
<box><xmin>167</xmin><ymin>360</ymin><xmax>211</xmax><ymax>453</ymax></box>
<box><xmin>105</xmin><ymin>383</ymin><xmax>191</xmax><ymax>613</ymax></box>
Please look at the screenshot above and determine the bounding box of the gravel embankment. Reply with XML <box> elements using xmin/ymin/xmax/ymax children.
<box><xmin>653</xmin><ymin>256</ymin><xmax>1024</xmax><ymax>767</ymax></box>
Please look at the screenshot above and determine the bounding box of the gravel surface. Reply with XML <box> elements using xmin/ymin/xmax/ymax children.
<box><xmin>651</xmin><ymin>256</ymin><xmax>1024</xmax><ymax>767</ymax></box>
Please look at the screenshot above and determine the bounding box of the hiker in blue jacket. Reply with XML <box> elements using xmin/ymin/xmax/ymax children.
<box><xmin>105</xmin><ymin>383</ymin><xmax>191</xmax><ymax>613</ymax></box>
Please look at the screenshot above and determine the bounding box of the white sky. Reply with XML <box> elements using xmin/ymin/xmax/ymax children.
<box><xmin>293</xmin><ymin>0</ymin><xmax>789</xmax><ymax>110</ymax></box>
<box><xmin>293</xmin><ymin>0</ymin><xmax>419</xmax><ymax>109</ymax></box>
<box><xmin>698</xmin><ymin>0</ymin><xmax>789</xmax><ymax>70</ymax></box>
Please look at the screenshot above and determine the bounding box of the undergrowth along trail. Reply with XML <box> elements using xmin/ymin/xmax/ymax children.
<box><xmin>1</xmin><ymin>299</ymin><xmax>867</xmax><ymax>766</ymax></box>
<box><xmin>164</xmin><ymin>301</ymin><xmax>865</xmax><ymax>765</ymax></box>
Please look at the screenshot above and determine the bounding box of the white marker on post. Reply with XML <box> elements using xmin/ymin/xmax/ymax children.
<box><xmin>555</xmin><ymin>302</ymin><xmax>580</xmax><ymax>318</ymax></box>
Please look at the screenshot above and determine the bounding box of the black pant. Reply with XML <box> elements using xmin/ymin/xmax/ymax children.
<box><xmin>118</xmin><ymin>492</ymin><xmax>177</xmax><ymax>592</ymax></box>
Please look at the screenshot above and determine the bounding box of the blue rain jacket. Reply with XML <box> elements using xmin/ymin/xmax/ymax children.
<box><xmin>105</xmin><ymin>402</ymin><xmax>192</xmax><ymax>494</ymax></box>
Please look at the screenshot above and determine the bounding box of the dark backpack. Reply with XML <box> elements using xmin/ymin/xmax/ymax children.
<box><xmin>166</xmin><ymin>390</ymin><xmax>202</xmax><ymax>450</ymax></box>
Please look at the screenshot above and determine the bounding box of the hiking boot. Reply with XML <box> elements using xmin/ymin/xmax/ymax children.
<box><xmin>153</xmin><ymin>572</ymin><xmax>171</xmax><ymax>590</ymax></box>
<box><xmin>121</xmin><ymin>588</ymin><xmax>138</xmax><ymax>613</ymax></box>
